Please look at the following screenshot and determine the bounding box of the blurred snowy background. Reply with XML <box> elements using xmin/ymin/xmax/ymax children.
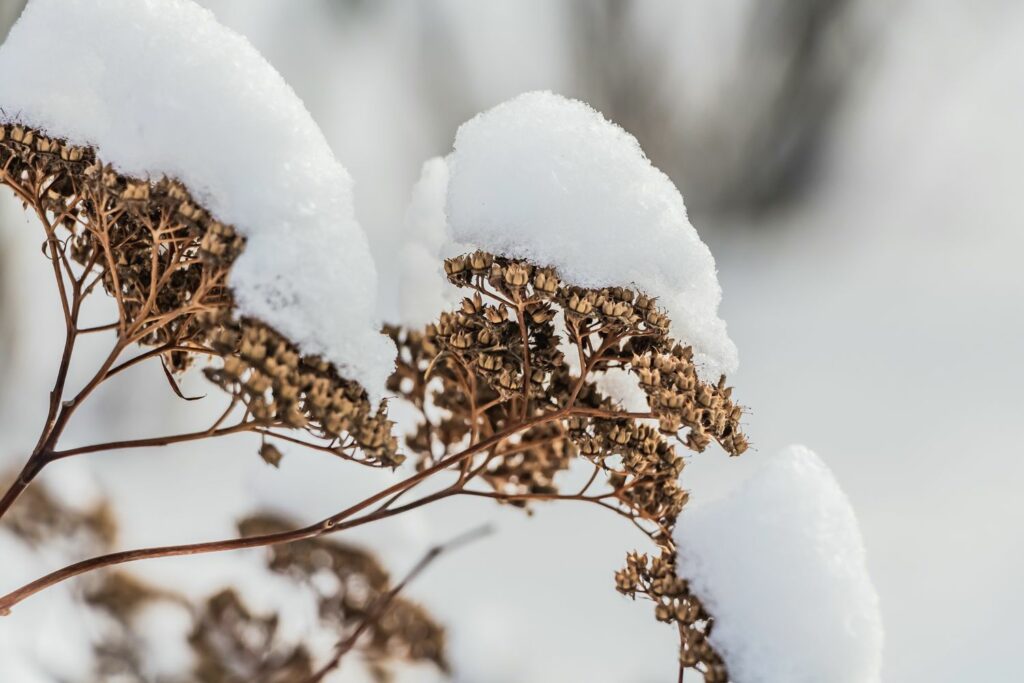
<box><xmin>1</xmin><ymin>1</ymin><xmax>1020</xmax><ymax>681</ymax></box>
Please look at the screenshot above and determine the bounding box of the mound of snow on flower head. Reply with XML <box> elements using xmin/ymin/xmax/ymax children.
<box><xmin>0</xmin><ymin>0</ymin><xmax>393</xmax><ymax>399</ymax></box>
<box><xmin>676</xmin><ymin>445</ymin><xmax>883</xmax><ymax>683</ymax></box>
<box><xmin>442</xmin><ymin>90</ymin><xmax>737</xmax><ymax>379</ymax></box>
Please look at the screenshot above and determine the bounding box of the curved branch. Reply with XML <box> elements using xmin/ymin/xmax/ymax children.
<box><xmin>0</xmin><ymin>410</ymin><xmax>564</xmax><ymax>613</ymax></box>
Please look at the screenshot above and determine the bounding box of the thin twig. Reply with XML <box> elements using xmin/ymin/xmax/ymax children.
<box><xmin>46</xmin><ymin>421</ymin><xmax>259</xmax><ymax>461</ymax></box>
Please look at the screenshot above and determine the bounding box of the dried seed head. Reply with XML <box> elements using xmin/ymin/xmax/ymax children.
<box><xmin>468</xmin><ymin>250</ymin><xmax>493</xmax><ymax>272</ymax></box>
<box><xmin>385</xmin><ymin>249</ymin><xmax>747</xmax><ymax>680</ymax></box>
<box><xmin>1</xmin><ymin>124</ymin><xmax>398</xmax><ymax>468</ymax></box>
<box><xmin>259</xmin><ymin>442</ymin><xmax>283</xmax><ymax>468</ymax></box>
<box><xmin>503</xmin><ymin>262</ymin><xmax>530</xmax><ymax>288</ymax></box>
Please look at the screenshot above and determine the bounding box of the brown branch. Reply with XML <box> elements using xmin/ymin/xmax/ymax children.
<box><xmin>515</xmin><ymin>301</ymin><xmax>533</xmax><ymax>420</ymax></box>
<box><xmin>103</xmin><ymin>343</ymin><xmax>220</xmax><ymax>381</ymax></box>
<box><xmin>0</xmin><ymin>216</ymin><xmax>86</xmax><ymax>519</ymax></box>
<box><xmin>253</xmin><ymin>428</ymin><xmax>366</xmax><ymax>464</ymax></box>
<box><xmin>0</xmin><ymin>410</ymin><xmax>564</xmax><ymax>613</ymax></box>
<box><xmin>76</xmin><ymin>321</ymin><xmax>120</xmax><ymax>334</ymax></box>
<box><xmin>45</xmin><ymin>420</ymin><xmax>260</xmax><ymax>461</ymax></box>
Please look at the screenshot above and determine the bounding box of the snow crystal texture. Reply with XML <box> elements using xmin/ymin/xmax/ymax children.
<box><xmin>445</xmin><ymin>91</ymin><xmax>737</xmax><ymax>378</ymax></box>
<box><xmin>675</xmin><ymin>445</ymin><xmax>883</xmax><ymax>683</ymax></box>
<box><xmin>0</xmin><ymin>0</ymin><xmax>394</xmax><ymax>399</ymax></box>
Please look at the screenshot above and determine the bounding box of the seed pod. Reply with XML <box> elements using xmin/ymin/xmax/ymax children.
<box><xmin>484</xmin><ymin>305</ymin><xmax>508</xmax><ymax>324</ymax></box>
<box><xmin>443</xmin><ymin>255</ymin><xmax>467</xmax><ymax>276</ymax></box>
<box><xmin>259</xmin><ymin>442</ymin><xmax>283</xmax><ymax>468</ymax></box>
<box><xmin>468</xmin><ymin>250</ymin><xmax>492</xmax><ymax>272</ymax></box>
<box><xmin>477</xmin><ymin>353</ymin><xmax>502</xmax><ymax>371</ymax></box>
<box><xmin>503</xmin><ymin>263</ymin><xmax>530</xmax><ymax>288</ymax></box>
<box><xmin>534</xmin><ymin>268</ymin><xmax>559</xmax><ymax>294</ymax></box>
<box><xmin>449</xmin><ymin>332</ymin><xmax>473</xmax><ymax>350</ymax></box>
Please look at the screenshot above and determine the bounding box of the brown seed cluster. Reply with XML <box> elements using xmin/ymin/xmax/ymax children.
<box><xmin>635</xmin><ymin>349</ymin><xmax>747</xmax><ymax>455</ymax></box>
<box><xmin>1</xmin><ymin>123</ymin><xmax>236</xmax><ymax>365</ymax></box>
<box><xmin>568</xmin><ymin>415</ymin><xmax>690</xmax><ymax>523</ymax></box>
<box><xmin>390</xmin><ymin>251</ymin><xmax>748</xmax><ymax>678</ymax></box>
<box><xmin>616</xmin><ymin>550</ymin><xmax>728</xmax><ymax>682</ymax></box>
<box><xmin>0</xmin><ymin>123</ymin><xmax>395</xmax><ymax>465</ymax></box>
<box><xmin>205</xmin><ymin>312</ymin><xmax>401</xmax><ymax>466</ymax></box>
<box><xmin>441</xmin><ymin>251</ymin><xmax>565</xmax><ymax>403</ymax></box>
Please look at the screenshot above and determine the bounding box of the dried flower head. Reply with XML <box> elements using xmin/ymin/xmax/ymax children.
<box><xmin>390</xmin><ymin>250</ymin><xmax>749</xmax><ymax>677</ymax></box>
<box><xmin>0</xmin><ymin>124</ymin><xmax>398</xmax><ymax>466</ymax></box>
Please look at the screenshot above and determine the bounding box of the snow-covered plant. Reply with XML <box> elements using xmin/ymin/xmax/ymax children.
<box><xmin>389</xmin><ymin>250</ymin><xmax>747</xmax><ymax>679</ymax></box>
<box><xmin>0</xmin><ymin>1</ymin><xmax>882</xmax><ymax>681</ymax></box>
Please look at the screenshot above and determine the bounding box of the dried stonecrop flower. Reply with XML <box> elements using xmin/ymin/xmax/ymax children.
<box><xmin>615</xmin><ymin>550</ymin><xmax>728</xmax><ymax>682</ymax></box>
<box><xmin>0</xmin><ymin>123</ymin><xmax>398</xmax><ymax>467</ymax></box>
<box><xmin>390</xmin><ymin>251</ymin><xmax>748</xmax><ymax>678</ymax></box>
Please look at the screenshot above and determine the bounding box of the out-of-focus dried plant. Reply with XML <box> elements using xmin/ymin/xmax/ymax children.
<box><xmin>0</xmin><ymin>126</ymin><xmax>749</xmax><ymax>679</ymax></box>
<box><xmin>240</xmin><ymin>514</ymin><xmax>450</xmax><ymax>680</ymax></box>
<box><xmin>387</xmin><ymin>250</ymin><xmax>747</xmax><ymax>679</ymax></box>
<box><xmin>1</xmin><ymin>479</ymin><xmax>451</xmax><ymax>682</ymax></box>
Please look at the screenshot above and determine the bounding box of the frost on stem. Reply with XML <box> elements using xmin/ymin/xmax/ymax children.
<box><xmin>388</xmin><ymin>250</ymin><xmax>748</xmax><ymax>679</ymax></box>
<box><xmin>0</xmin><ymin>123</ymin><xmax>399</xmax><ymax>466</ymax></box>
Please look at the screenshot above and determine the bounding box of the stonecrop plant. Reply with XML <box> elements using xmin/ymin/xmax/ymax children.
<box><xmin>0</xmin><ymin>114</ymin><xmax>745</xmax><ymax>678</ymax></box>
<box><xmin>3</xmin><ymin>1</ymin><xmax>882</xmax><ymax>682</ymax></box>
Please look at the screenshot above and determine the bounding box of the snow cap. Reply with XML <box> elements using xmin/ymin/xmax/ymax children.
<box><xmin>0</xmin><ymin>0</ymin><xmax>394</xmax><ymax>399</ymax></box>
<box><xmin>675</xmin><ymin>445</ymin><xmax>884</xmax><ymax>683</ymax></box>
<box><xmin>443</xmin><ymin>90</ymin><xmax>738</xmax><ymax>379</ymax></box>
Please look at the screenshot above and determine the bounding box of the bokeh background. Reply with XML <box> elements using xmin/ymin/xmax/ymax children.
<box><xmin>1</xmin><ymin>1</ymin><xmax>1021</xmax><ymax>681</ymax></box>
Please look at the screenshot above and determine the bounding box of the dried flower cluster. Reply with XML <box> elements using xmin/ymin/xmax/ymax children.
<box><xmin>616</xmin><ymin>551</ymin><xmax>728</xmax><ymax>681</ymax></box>
<box><xmin>204</xmin><ymin>314</ymin><xmax>399</xmax><ymax>466</ymax></box>
<box><xmin>389</xmin><ymin>251</ymin><xmax>748</xmax><ymax>677</ymax></box>
<box><xmin>0</xmin><ymin>123</ymin><xmax>396</xmax><ymax>469</ymax></box>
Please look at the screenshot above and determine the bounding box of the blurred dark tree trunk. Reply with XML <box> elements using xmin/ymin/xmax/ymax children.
<box><xmin>0</xmin><ymin>0</ymin><xmax>25</xmax><ymax>41</ymax></box>
<box><xmin>572</xmin><ymin>0</ymin><xmax>860</xmax><ymax>219</ymax></box>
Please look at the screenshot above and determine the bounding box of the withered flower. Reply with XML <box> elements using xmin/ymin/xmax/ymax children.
<box><xmin>389</xmin><ymin>250</ymin><xmax>749</xmax><ymax>678</ymax></box>
<box><xmin>0</xmin><ymin>123</ymin><xmax>399</xmax><ymax>469</ymax></box>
